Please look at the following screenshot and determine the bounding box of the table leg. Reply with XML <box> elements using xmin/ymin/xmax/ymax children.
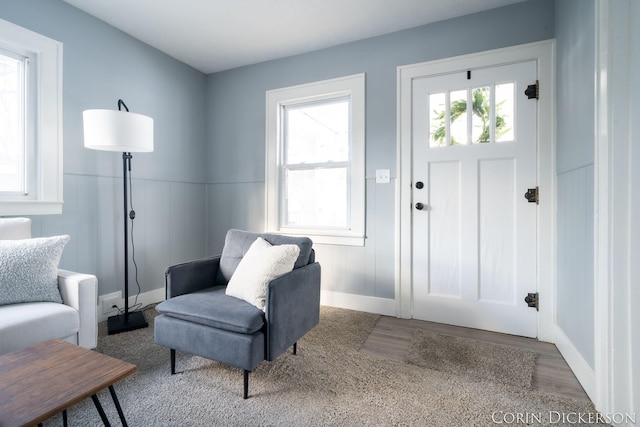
<box><xmin>108</xmin><ymin>385</ymin><xmax>129</xmax><ymax>427</ymax></box>
<box><xmin>38</xmin><ymin>409</ymin><xmax>67</xmax><ymax>427</ymax></box>
<box><xmin>91</xmin><ymin>394</ymin><xmax>111</xmax><ymax>427</ymax></box>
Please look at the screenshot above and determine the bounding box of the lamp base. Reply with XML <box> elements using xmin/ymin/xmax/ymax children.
<box><xmin>107</xmin><ymin>311</ymin><xmax>148</xmax><ymax>335</ymax></box>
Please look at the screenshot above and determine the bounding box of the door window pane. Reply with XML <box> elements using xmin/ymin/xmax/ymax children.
<box><xmin>0</xmin><ymin>52</ymin><xmax>25</xmax><ymax>192</ymax></box>
<box><xmin>285</xmin><ymin>98</ymin><xmax>349</xmax><ymax>164</ymax></box>
<box><xmin>285</xmin><ymin>167</ymin><xmax>347</xmax><ymax>228</ymax></box>
<box><xmin>450</xmin><ymin>90</ymin><xmax>468</xmax><ymax>145</ymax></box>
<box><xmin>429</xmin><ymin>92</ymin><xmax>446</xmax><ymax>148</ymax></box>
<box><xmin>472</xmin><ymin>86</ymin><xmax>491</xmax><ymax>143</ymax></box>
<box><xmin>495</xmin><ymin>83</ymin><xmax>514</xmax><ymax>142</ymax></box>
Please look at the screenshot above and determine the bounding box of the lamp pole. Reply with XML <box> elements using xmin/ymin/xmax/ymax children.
<box><xmin>106</xmin><ymin>100</ymin><xmax>148</xmax><ymax>334</ymax></box>
<box><xmin>122</xmin><ymin>151</ymin><xmax>132</xmax><ymax>322</ymax></box>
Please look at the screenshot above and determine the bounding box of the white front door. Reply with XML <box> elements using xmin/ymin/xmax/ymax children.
<box><xmin>411</xmin><ymin>60</ymin><xmax>538</xmax><ymax>337</ymax></box>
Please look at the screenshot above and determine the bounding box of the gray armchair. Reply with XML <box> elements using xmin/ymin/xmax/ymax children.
<box><xmin>154</xmin><ymin>229</ymin><xmax>321</xmax><ymax>398</ymax></box>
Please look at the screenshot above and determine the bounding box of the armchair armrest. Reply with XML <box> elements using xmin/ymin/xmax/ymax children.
<box><xmin>165</xmin><ymin>255</ymin><xmax>222</xmax><ymax>299</ymax></box>
<box><xmin>265</xmin><ymin>262</ymin><xmax>321</xmax><ymax>360</ymax></box>
<box><xmin>57</xmin><ymin>269</ymin><xmax>98</xmax><ymax>350</ymax></box>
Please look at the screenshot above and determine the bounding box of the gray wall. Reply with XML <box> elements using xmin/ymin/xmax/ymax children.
<box><xmin>1</xmin><ymin>0</ymin><xmax>556</xmax><ymax>306</ymax></box>
<box><xmin>0</xmin><ymin>0</ymin><xmax>208</xmax><ymax>299</ymax></box>
<box><xmin>554</xmin><ymin>0</ymin><xmax>595</xmax><ymax>368</ymax></box>
<box><xmin>205</xmin><ymin>0</ymin><xmax>555</xmax><ymax>299</ymax></box>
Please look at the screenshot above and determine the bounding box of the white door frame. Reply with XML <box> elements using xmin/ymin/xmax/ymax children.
<box><xmin>593</xmin><ymin>0</ymin><xmax>637</xmax><ymax>417</ymax></box>
<box><xmin>395</xmin><ymin>40</ymin><xmax>556</xmax><ymax>342</ymax></box>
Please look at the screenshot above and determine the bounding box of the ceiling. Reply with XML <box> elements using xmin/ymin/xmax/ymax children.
<box><xmin>62</xmin><ymin>0</ymin><xmax>525</xmax><ymax>74</ymax></box>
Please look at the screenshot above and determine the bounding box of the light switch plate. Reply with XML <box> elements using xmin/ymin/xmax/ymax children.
<box><xmin>375</xmin><ymin>169</ymin><xmax>390</xmax><ymax>184</ymax></box>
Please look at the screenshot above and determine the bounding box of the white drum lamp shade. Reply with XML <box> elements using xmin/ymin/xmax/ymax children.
<box><xmin>83</xmin><ymin>109</ymin><xmax>154</xmax><ymax>152</ymax></box>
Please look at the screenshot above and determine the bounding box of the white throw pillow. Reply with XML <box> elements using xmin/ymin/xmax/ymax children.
<box><xmin>225</xmin><ymin>237</ymin><xmax>300</xmax><ymax>311</ymax></box>
<box><xmin>0</xmin><ymin>235</ymin><xmax>70</xmax><ymax>306</ymax></box>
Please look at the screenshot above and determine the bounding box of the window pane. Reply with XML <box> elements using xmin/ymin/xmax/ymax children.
<box><xmin>472</xmin><ymin>86</ymin><xmax>491</xmax><ymax>143</ymax></box>
<box><xmin>495</xmin><ymin>83</ymin><xmax>514</xmax><ymax>142</ymax></box>
<box><xmin>285</xmin><ymin>167</ymin><xmax>347</xmax><ymax>228</ymax></box>
<box><xmin>450</xmin><ymin>90</ymin><xmax>468</xmax><ymax>145</ymax></box>
<box><xmin>285</xmin><ymin>98</ymin><xmax>349</xmax><ymax>164</ymax></box>
<box><xmin>429</xmin><ymin>92</ymin><xmax>446</xmax><ymax>148</ymax></box>
<box><xmin>0</xmin><ymin>52</ymin><xmax>24</xmax><ymax>192</ymax></box>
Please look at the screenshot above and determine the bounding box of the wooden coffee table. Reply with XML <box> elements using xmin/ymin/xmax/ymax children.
<box><xmin>0</xmin><ymin>339</ymin><xmax>136</xmax><ymax>427</ymax></box>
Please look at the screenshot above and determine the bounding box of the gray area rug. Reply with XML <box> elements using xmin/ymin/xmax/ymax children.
<box><xmin>406</xmin><ymin>329</ymin><xmax>536</xmax><ymax>390</ymax></box>
<box><xmin>44</xmin><ymin>306</ymin><xmax>605</xmax><ymax>426</ymax></box>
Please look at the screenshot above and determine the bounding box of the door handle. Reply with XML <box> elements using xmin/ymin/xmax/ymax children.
<box><xmin>415</xmin><ymin>202</ymin><xmax>425</xmax><ymax>210</ymax></box>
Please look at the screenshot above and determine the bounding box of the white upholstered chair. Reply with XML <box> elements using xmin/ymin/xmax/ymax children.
<box><xmin>0</xmin><ymin>218</ymin><xmax>98</xmax><ymax>355</ymax></box>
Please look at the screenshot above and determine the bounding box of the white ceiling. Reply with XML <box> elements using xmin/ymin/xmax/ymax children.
<box><xmin>62</xmin><ymin>0</ymin><xmax>525</xmax><ymax>74</ymax></box>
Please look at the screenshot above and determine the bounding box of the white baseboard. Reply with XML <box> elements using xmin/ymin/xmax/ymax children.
<box><xmin>555</xmin><ymin>325</ymin><xmax>596</xmax><ymax>403</ymax></box>
<box><xmin>98</xmin><ymin>289</ymin><xmax>396</xmax><ymax>322</ymax></box>
<box><xmin>96</xmin><ymin>287</ymin><xmax>165</xmax><ymax>322</ymax></box>
<box><xmin>320</xmin><ymin>290</ymin><xmax>396</xmax><ymax>316</ymax></box>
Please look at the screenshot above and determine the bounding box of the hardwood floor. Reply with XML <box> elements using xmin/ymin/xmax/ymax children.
<box><xmin>360</xmin><ymin>315</ymin><xmax>591</xmax><ymax>402</ymax></box>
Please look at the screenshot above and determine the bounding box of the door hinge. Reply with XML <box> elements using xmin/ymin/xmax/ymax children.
<box><xmin>524</xmin><ymin>80</ymin><xmax>539</xmax><ymax>99</ymax></box>
<box><xmin>524</xmin><ymin>292</ymin><xmax>539</xmax><ymax>311</ymax></box>
<box><xmin>524</xmin><ymin>187</ymin><xmax>539</xmax><ymax>204</ymax></box>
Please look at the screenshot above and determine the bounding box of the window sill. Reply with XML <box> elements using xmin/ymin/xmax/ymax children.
<box><xmin>266</xmin><ymin>228</ymin><xmax>365</xmax><ymax>247</ymax></box>
<box><xmin>0</xmin><ymin>200</ymin><xmax>63</xmax><ymax>216</ymax></box>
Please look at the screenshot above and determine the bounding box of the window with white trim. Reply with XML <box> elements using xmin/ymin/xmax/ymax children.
<box><xmin>266</xmin><ymin>74</ymin><xmax>365</xmax><ymax>246</ymax></box>
<box><xmin>0</xmin><ymin>18</ymin><xmax>63</xmax><ymax>215</ymax></box>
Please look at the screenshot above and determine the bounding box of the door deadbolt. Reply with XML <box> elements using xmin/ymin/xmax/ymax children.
<box><xmin>415</xmin><ymin>181</ymin><xmax>424</xmax><ymax>189</ymax></box>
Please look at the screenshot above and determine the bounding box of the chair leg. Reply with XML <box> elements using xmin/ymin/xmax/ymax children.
<box><xmin>243</xmin><ymin>369</ymin><xmax>249</xmax><ymax>399</ymax></box>
<box><xmin>170</xmin><ymin>349</ymin><xmax>176</xmax><ymax>375</ymax></box>
<box><xmin>293</xmin><ymin>342</ymin><xmax>297</xmax><ymax>355</ymax></box>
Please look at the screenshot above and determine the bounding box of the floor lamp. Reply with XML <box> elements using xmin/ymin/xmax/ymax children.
<box><xmin>83</xmin><ymin>100</ymin><xmax>154</xmax><ymax>335</ymax></box>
